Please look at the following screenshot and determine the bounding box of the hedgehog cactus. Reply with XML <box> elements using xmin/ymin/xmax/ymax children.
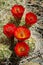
<box><xmin>3</xmin><ymin>4</ymin><xmax>37</xmax><ymax>58</ymax></box>
<box><xmin>2</xmin><ymin>4</ymin><xmax>38</xmax><ymax>65</ymax></box>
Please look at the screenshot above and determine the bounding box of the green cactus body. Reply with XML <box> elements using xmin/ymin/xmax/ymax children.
<box><xmin>0</xmin><ymin>44</ymin><xmax>12</xmax><ymax>61</ymax></box>
<box><xmin>25</xmin><ymin>37</ymin><xmax>35</xmax><ymax>52</ymax></box>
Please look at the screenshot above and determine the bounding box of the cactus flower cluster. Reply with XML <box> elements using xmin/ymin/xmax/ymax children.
<box><xmin>3</xmin><ymin>4</ymin><xmax>37</xmax><ymax>57</ymax></box>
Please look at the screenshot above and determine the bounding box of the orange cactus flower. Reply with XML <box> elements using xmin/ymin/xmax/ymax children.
<box><xmin>25</xmin><ymin>12</ymin><xmax>37</xmax><ymax>26</ymax></box>
<box><xmin>14</xmin><ymin>42</ymin><xmax>30</xmax><ymax>57</ymax></box>
<box><xmin>11</xmin><ymin>4</ymin><xmax>25</xmax><ymax>19</ymax></box>
<box><xmin>14</xmin><ymin>26</ymin><xmax>31</xmax><ymax>40</ymax></box>
<box><xmin>3</xmin><ymin>23</ymin><xmax>16</xmax><ymax>38</ymax></box>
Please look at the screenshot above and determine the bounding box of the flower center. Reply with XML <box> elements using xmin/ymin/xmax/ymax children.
<box><xmin>20</xmin><ymin>31</ymin><xmax>25</xmax><ymax>38</ymax></box>
<box><xmin>16</xmin><ymin>8</ymin><xmax>20</xmax><ymax>13</ymax></box>
<box><xmin>20</xmin><ymin>47</ymin><xmax>25</xmax><ymax>52</ymax></box>
<box><xmin>20</xmin><ymin>31</ymin><xmax>24</xmax><ymax>36</ymax></box>
<box><xmin>7</xmin><ymin>27</ymin><xmax>11</xmax><ymax>32</ymax></box>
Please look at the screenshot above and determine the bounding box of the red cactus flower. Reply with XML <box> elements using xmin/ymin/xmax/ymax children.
<box><xmin>14</xmin><ymin>42</ymin><xmax>30</xmax><ymax>57</ymax></box>
<box><xmin>25</xmin><ymin>12</ymin><xmax>37</xmax><ymax>26</ymax></box>
<box><xmin>14</xmin><ymin>26</ymin><xmax>31</xmax><ymax>40</ymax></box>
<box><xmin>11</xmin><ymin>4</ymin><xmax>25</xmax><ymax>19</ymax></box>
<box><xmin>3</xmin><ymin>23</ymin><xmax>16</xmax><ymax>38</ymax></box>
